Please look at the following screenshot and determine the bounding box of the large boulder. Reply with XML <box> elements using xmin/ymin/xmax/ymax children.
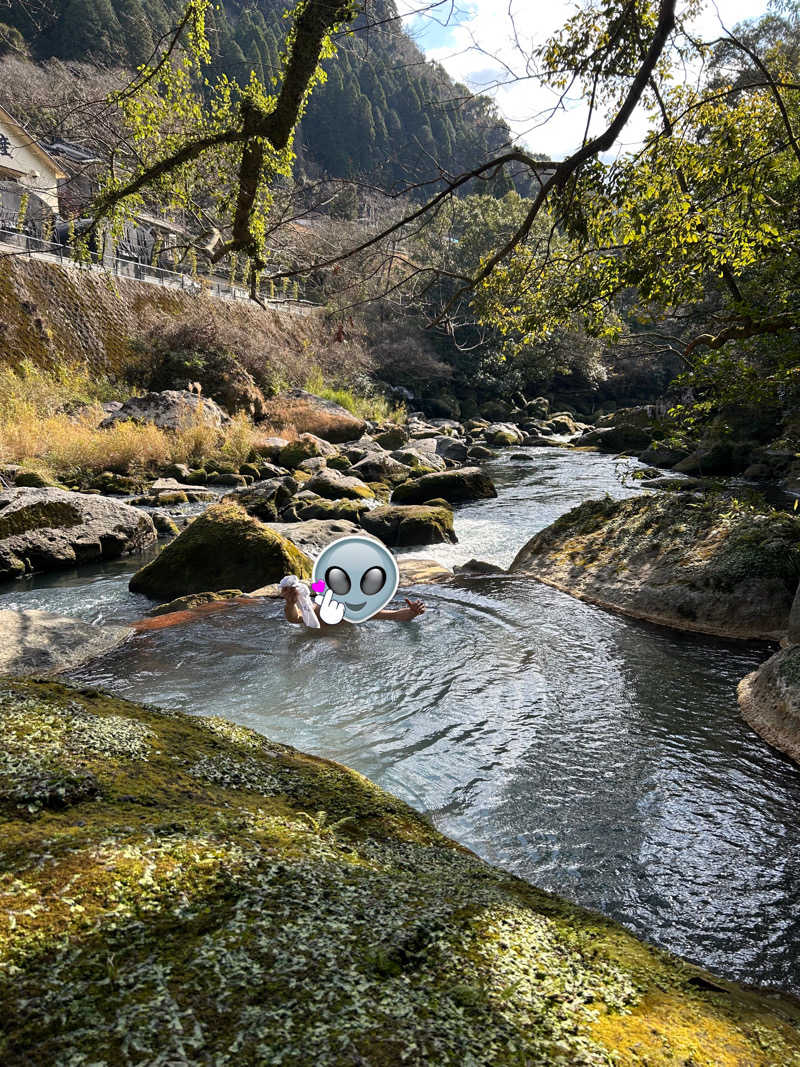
<box><xmin>278</xmin><ymin>433</ymin><xmax>337</xmax><ymax>469</ymax></box>
<box><xmin>391</xmin><ymin>446</ymin><xmax>447</xmax><ymax>472</ymax></box>
<box><xmin>361</xmin><ymin>504</ymin><xmax>456</xmax><ymax>546</ymax></box>
<box><xmin>510</xmin><ymin>494</ymin><xmax>800</xmax><ymax>640</ymax></box>
<box><xmin>0</xmin><ymin>488</ymin><xmax>157</xmax><ymax>581</ymax></box>
<box><xmin>265</xmin><ymin>519</ymin><xmax>378</xmax><ymax>558</ymax></box>
<box><xmin>391</xmin><ymin>467</ymin><xmax>497</xmax><ymax>505</ymax></box>
<box><xmin>485</xmin><ymin>423</ymin><xmax>524</xmax><ymax>446</ymax></box>
<box><xmin>434</xmin><ymin>436</ymin><xmax>469</xmax><ymax>463</ymax></box>
<box><xmin>266</xmin><ymin>389</ymin><xmax>367</xmax><ymax>443</ymax></box>
<box><xmin>348</xmin><ymin>453</ymin><xmax>413</xmax><ymax>486</ymax></box>
<box><xmin>373</xmin><ymin>425</ymin><xmax>409</xmax><ymax>450</ymax></box>
<box><xmin>305</xmin><ymin>468</ymin><xmax>374</xmax><ymax>500</ymax></box>
<box><xmin>128</xmin><ymin>502</ymin><xmax>310</xmax><ymax>599</ymax></box>
<box><xmin>285</xmin><ymin>496</ymin><xmax>370</xmax><ymax>523</ymax></box>
<box><xmin>739</xmin><ymin>645</ymin><xmax>800</xmax><ymax>764</ymax></box>
<box><xmin>0</xmin><ymin>610</ymin><xmax>130</xmax><ymax>676</ymax></box>
<box><xmin>223</xmin><ymin>478</ymin><xmax>297</xmax><ymax>522</ymax></box>
<box><xmin>99</xmin><ymin>390</ymin><xmax>227</xmax><ymax>430</ymax></box>
<box><xmin>6</xmin><ymin>679</ymin><xmax>796</xmax><ymax>1064</ymax></box>
<box><xmin>673</xmin><ymin>442</ymin><xmax>752</xmax><ymax>476</ymax></box>
<box><xmin>578</xmin><ymin>425</ymin><xmax>653</xmax><ymax>452</ymax></box>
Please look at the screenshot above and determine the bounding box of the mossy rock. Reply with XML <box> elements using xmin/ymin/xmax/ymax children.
<box><xmin>511</xmin><ymin>493</ymin><xmax>800</xmax><ymax>640</ymax></box>
<box><xmin>155</xmin><ymin>490</ymin><xmax>189</xmax><ymax>506</ymax></box>
<box><xmin>423</xmin><ymin>497</ymin><xmax>454</xmax><ymax>510</ymax></box>
<box><xmin>305</xmin><ymin>468</ymin><xmax>374</xmax><ymax>501</ymax></box>
<box><xmin>14</xmin><ymin>470</ymin><xmax>64</xmax><ymax>490</ymax></box>
<box><xmin>128</xmin><ymin>501</ymin><xmax>311</xmax><ymax>599</ymax></box>
<box><xmin>391</xmin><ymin>467</ymin><xmax>497</xmax><ymax>505</ymax></box>
<box><xmin>147</xmin><ymin>589</ymin><xmax>244</xmax><ymax>617</ymax></box>
<box><xmin>1</xmin><ymin>678</ymin><xmax>798</xmax><ymax>1066</ymax></box>
<box><xmin>326</xmin><ymin>454</ymin><xmax>353</xmax><ymax>471</ymax></box>
<box><xmin>278</xmin><ymin>433</ymin><xmax>335</xmax><ymax>469</ymax></box>
<box><xmin>362</xmin><ymin>505</ymin><xmax>457</xmax><ymax>547</ymax></box>
<box><xmin>291</xmin><ymin>496</ymin><xmax>369</xmax><ymax>523</ymax></box>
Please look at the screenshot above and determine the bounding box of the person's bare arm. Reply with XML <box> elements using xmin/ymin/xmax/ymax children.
<box><xmin>374</xmin><ymin>598</ymin><xmax>425</xmax><ymax>621</ymax></box>
<box><xmin>282</xmin><ymin>586</ymin><xmax>305</xmax><ymax>625</ymax></box>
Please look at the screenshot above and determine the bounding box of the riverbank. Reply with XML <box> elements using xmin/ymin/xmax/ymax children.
<box><xmin>2</xmin><ymin>677</ymin><xmax>799</xmax><ymax>1065</ymax></box>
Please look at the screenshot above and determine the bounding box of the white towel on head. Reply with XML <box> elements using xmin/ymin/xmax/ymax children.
<box><xmin>279</xmin><ymin>574</ymin><xmax>321</xmax><ymax>628</ymax></box>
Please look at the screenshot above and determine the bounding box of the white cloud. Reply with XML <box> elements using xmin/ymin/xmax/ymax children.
<box><xmin>395</xmin><ymin>0</ymin><xmax>770</xmax><ymax>159</ymax></box>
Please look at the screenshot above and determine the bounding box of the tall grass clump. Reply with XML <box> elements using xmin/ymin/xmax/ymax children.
<box><xmin>0</xmin><ymin>362</ymin><xmax>270</xmax><ymax>481</ymax></box>
<box><xmin>304</xmin><ymin>367</ymin><xmax>405</xmax><ymax>423</ymax></box>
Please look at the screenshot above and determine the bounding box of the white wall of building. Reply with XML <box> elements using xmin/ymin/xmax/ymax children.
<box><xmin>0</xmin><ymin>107</ymin><xmax>64</xmax><ymax>214</ymax></box>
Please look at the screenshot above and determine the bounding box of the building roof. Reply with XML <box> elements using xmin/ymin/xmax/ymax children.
<box><xmin>0</xmin><ymin>104</ymin><xmax>68</xmax><ymax>180</ymax></box>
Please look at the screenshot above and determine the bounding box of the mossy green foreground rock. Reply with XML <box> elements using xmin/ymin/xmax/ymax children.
<box><xmin>129</xmin><ymin>502</ymin><xmax>311</xmax><ymax>599</ymax></box>
<box><xmin>1</xmin><ymin>680</ymin><xmax>799</xmax><ymax>1066</ymax></box>
<box><xmin>510</xmin><ymin>493</ymin><xmax>800</xmax><ymax>640</ymax></box>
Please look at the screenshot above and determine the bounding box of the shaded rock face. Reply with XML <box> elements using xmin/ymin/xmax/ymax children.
<box><xmin>578</xmin><ymin>424</ymin><xmax>653</xmax><ymax>452</ymax></box>
<box><xmin>739</xmin><ymin>645</ymin><xmax>800</xmax><ymax>765</ymax></box>
<box><xmin>0</xmin><ymin>610</ymin><xmax>131</xmax><ymax>676</ymax></box>
<box><xmin>305</xmin><ymin>468</ymin><xmax>374</xmax><ymax>501</ymax></box>
<box><xmin>128</xmin><ymin>502</ymin><xmax>310</xmax><ymax>599</ymax></box>
<box><xmin>361</xmin><ymin>505</ymin><xmax>456</xmax><ymax>547</ymax></box>
<box><xmin>268</xmin><ymin>389</ymin><xmax>367</xmax><ymax>443</ymax></box>
<box><xmin>373</xmin><ymin>426</ymin><xmax>408</xmax><ymax>450</ymax></box>
<box><xmin>434</xmin><ymin>436</ymin><xmax>469</xmax><ymax>463</ymax></box>
<box><xmin>510</xmin><ymin>494</ymin><xmax>800</xmax><ymax>640</ymax></box>
<box><xmin>0</xmin><ymin>488</ymin><xmax>157</xmax><ymax>581</ymax></box>
<box><xmin>6</xmin><ymin>680</ymin><xmax>796</xmax><ymax>1065</ymax></box>
<box><xmin>99</xmin><ymin>390</ymin><xmax>227</xmax><ymax>430</ymax></box>
<box><xmin>392</xmin><ymin>468</ymin><xmax>498</xmax><ymax>505</ymax></box>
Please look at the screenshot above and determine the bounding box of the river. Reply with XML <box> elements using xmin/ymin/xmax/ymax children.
<box><xmin>4</xmin><ymin>446</ymin><xmax>799</xmax><ymax>993</ymax></box>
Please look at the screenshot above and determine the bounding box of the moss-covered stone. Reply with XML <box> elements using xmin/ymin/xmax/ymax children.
<box><xmin>362</xmin><ymin>504</ymin><xmax>457</xmax><ymax>547</ymax></box>
<box><xmin>13</xmin><ymin>469</ymin><xmax>64</xmax><ymax>490</ymax></box>
<box><xmin>278</xmin><ymin>433</ymin><xmax>336</xmax><ymax>469</ymax></box>
<box><xmin>128</xmin><ymin>501</ymin><xmax>311</xmax><ymax>599</ymax></box>
<box><xmin>147</xmin><ymin>589</ymin><xmax>244</xmax><ymax>617</ymax></box>
<box><xmin>1</xmin><ymin>679</ymin><xmax>797</xmax><ymax>1066</ymax></box>
<box><xmin>511</xmin><ymin>493</ymin><xmax>800</xmax><ymax>640</ymax></box>
<box><xmin>391</xmin><ymin>467</ymin><xmax>497</xmax><ymax>505</ymax></box>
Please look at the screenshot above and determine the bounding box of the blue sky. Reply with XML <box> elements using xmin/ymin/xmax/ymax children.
<box><xmin>395</xmin><ymin>0</ymin><xmax>771</xmax><ymax>157</ymax></box>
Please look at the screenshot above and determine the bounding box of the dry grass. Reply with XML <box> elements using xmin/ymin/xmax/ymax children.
<box><xmin>0</xmin><ymin>364</ymin><xmax>279</xmax><ymax>480</ymax></box>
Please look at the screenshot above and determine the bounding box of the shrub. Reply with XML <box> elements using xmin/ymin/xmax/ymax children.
<box><xmin>304</xmin><ymin>368</ymin><xmax>406</xmax><ymax>424</ymax></box>
<box><xmin>128</xmin><ymin>318</ymin><xmax>267</xmax><ymax>417</ymax></box>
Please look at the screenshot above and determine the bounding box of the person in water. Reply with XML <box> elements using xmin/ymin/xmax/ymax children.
<box><xmin>280</xmin><ymin>577</ymin><xmax>425</xmax><ymax>627</ymax></box>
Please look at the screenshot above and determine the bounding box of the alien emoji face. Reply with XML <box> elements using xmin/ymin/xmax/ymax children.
<box><xmin>311</xmin><ymin>536</ymin><xmax>400</xmax><ymax>624</ymax></box>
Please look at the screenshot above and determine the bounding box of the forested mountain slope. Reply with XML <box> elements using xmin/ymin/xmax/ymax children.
<box><xmin>2</xmin><ymin>0</ymin><xmax>526</xmax><ymax>193</ymax></box>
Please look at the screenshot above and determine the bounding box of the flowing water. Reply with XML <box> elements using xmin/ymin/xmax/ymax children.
<box><xmin>4</xmin><ymin>448</ymin><xmax>800</xmax><ymax>993</ymax></box>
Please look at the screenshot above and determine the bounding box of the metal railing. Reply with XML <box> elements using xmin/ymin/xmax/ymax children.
<box><xmin>0</xmin><ymin>226</ymin><xmax>317</xmax><ymax>316</ymax></box>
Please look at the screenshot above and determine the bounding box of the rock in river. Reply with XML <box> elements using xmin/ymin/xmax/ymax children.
<box><xmin>1</xmin><ymin>677</ymin><xmax>798</xmax><ymax>1065</ymax></box>
<box><xmin>128</xmin><ymin>502</ymin><xmax>310</xmax><ymax>599</ymax></box>
<box><xmin>0</xmin><ymin>610</ymin><xmax>131</xmax><ymax>676</ymax></box>
<box><xmin>738</xmin><ymin>645</ymin><xmax>800</xmax><ymax>765</ymax></box>
<box><xmin>0</xmin><ymin>488</ymin><xmax>157</xmax><ymax>581</ymax></box>
<box><xmin>391</xmin><ymin>467</ymin><xmax>497</xmax><ymax>505</ymax></box>
<box><xmin>305</xmin><ymin>468</ymin><xmax>374</xmax><ymax>500</ymax></box>
<box><xmin>361</xmin><ymin>504</ymin><xmax>456</xmax><ymax>546</ymax></box>
<box><xmin>510</xmin><ymin>493</ymin><xmax>800</xmax><ymax>641</ymax></box>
